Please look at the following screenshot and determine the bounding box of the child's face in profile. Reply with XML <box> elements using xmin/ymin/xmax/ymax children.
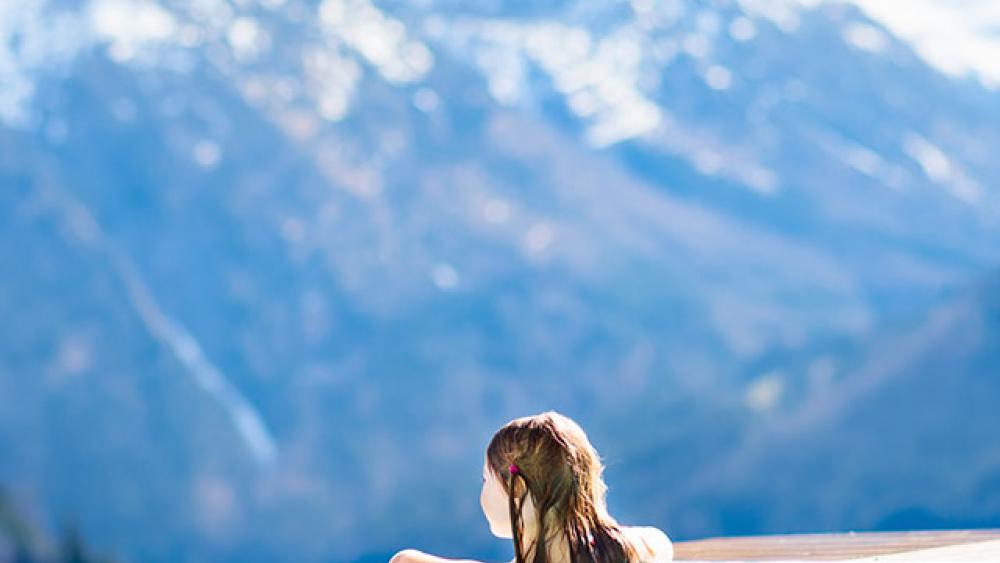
<box><xmin>481</xmin><ymin>453</ymin><xmax>513</xmax><ymax>538</ymax></box>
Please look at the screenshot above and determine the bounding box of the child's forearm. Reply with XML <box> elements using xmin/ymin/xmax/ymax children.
<box><xmin>389</xmin><ymin>548</ymin><xmax>490</xmax><ymax>563</ymax></box>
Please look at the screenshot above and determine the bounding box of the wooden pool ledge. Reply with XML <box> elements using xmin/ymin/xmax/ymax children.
<box><xmin>673</xmin><ymin>528</ymin><xmax>1000</xmax><ymax>561</ymax></box>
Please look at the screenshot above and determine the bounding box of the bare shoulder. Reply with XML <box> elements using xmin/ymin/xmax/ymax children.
<box><xmin>622</xmin><ymin>525</ymin><xmax>674</xmax><ymax>562</ymax></box>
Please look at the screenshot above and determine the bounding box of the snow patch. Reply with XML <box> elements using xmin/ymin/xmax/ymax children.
<box><xmin>903</xmin><ymin>133</ymin><xmax>983</xmax><ymax>204</ymax></box>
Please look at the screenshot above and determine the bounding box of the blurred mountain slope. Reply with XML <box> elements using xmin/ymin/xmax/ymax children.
<box><xmin>1</xmin><ymin>1</ymin><xmax>999</xmax><ymax>562</ymax></box>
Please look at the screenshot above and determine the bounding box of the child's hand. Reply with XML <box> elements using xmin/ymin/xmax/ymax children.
<box><xmin>389</xmin><ymin>549</ymin><xmax>486</xmax><ymax>563</ymax></box>
<box><xmin>389</xmin><ymin>548</ymin><xmax>424</xmax><ymax>563</ymax></box>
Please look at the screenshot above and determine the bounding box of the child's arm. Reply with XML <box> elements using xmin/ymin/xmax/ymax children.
<box><xmin>389</xmin><ymin>548</ymin><xmax>491</xmax><ymax>563</ymax></box>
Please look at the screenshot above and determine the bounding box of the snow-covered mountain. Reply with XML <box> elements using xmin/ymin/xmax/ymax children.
<box><xmin>1</xmin><ymin>1</ymin><xmax>998</xmax><ymax>562</ymax></box>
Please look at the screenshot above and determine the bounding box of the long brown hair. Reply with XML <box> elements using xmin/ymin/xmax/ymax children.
<box><xmin>486</xmin><ymin>411</ymin><xmax>640</xmax><ymax>563</ymax></box>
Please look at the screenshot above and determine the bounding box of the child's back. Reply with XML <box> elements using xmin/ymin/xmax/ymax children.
<box><xmin>499</xmin><ymin>526</ymin><xmax>673</xmax><ymax>563</ymax></box>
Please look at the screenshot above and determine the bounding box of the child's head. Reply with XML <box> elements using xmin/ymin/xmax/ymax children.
<box><xmin>480</xmin><ymin>411</ymin><xmax>638</xmax><ymax>563</ymax></box>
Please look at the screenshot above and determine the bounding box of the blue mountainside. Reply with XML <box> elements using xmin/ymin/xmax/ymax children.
<box><xmin>1</xmin><ymin>1</ymin><xmax>999</xmax><ymax>562</ymax></box>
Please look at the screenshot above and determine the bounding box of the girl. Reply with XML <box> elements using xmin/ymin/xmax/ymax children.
<box><xmin>391</xmin><ymin>411</ymin><xmax>673</xmax><ymax>563</ymax></box>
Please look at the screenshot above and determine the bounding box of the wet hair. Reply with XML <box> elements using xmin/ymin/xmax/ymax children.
<box><xmin>485</xmin><ymin>411</ymin><xmax>640</xmax><ymax>563</ymax></box>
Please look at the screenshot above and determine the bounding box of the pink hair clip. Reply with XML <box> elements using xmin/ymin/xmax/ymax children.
<box><xmin>508</xmin><ymin>463</ymin><xmax>520</xmax><ymax>474</ymax></box>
